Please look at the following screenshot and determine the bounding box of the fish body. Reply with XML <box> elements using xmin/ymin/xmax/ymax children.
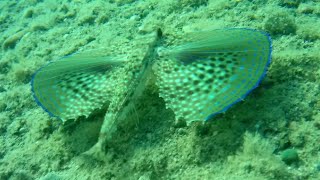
<box><xmin>31</xmin><ymin>28</ymin><xmax>272</xmax><ymax>155</ymax></box>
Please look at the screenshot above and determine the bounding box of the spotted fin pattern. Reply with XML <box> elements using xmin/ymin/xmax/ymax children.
<box><xmin>154</xmin><ymin>28</ymin><xmax>272</xmax><ymax>123</ymax></box>
<box><xmin>31</xmin><ymin>50</ymin><xmax>126</xmax><ymax>121</ymax></box>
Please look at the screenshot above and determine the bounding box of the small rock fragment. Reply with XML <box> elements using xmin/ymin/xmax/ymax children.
<box><xmin>280</xmin><ymin>0</ymin><xmax>301</xmax><ymax>8</ymax></box>
<box><xmin>24</xmin><ymin>8</ymin><xmax>34</xmax><ymax>18</ymax></box>
<box><xmin>264</xmin><ymin>12</ymin><xmax>296</xmax><ymax>35</ymax></box>
<box><xmin>2</xmin><ymin>31</ymin><xmax>26</xmax><ymax>50</ymax></box>
<box><xmin>281</xmin><ymin>148</ymin><xmax>299</xmax><ymax>164</ymax></box>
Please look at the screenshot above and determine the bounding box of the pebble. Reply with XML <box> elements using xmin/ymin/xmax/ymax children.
<box><xmin>281</xmin><ymin>149</ymin><xmax>299</xmax><ymax>164</ymax></box>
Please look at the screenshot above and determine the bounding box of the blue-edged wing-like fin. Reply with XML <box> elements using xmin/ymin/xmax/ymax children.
<box><xmin>154</xmin><ymin>28</ymin><xmax>272</xmax><ymax>123</ymax></box>
<box><xmin>31</xmin><ymin>50</ymin><xmax>126</xmax><ymax>121</ymax></box>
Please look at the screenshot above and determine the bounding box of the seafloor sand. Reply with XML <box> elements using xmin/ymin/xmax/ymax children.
<box><xmin>0</xmin><ymin>0</ymin><xmax>320</xmax><ymax>179</ymax></box>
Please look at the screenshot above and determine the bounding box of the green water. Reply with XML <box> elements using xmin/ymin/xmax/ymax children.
<box><xmin>0</xmin><ymin>0</ymin><xmax>319</xmax><ymax>179</ymax></box>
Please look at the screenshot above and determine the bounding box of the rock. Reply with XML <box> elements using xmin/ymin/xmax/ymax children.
<box><xmin>39</xmin><ymin>172</ymin><xmax>62</xmax><ymax>180</ymax></box>
<box><xmin>264</xmin><ymin>12</ymin><xmax>296</xmax><ymax>35</ymax></box>
<box><xmin>280</xmin><ymin>0</ymin><xmax>301</xmax><ymax>8</ymax></box>
<box><xmin>2</xmin><ymin>31</ymin><xmax>26</xmax><ymax>50</ymax></box>
<box><xmin>281</xmin><ymin>149</ymin><xmax>299</xmax><ymax>164</ymax></box>
<box><xmin>316</xmin><ymin>163</ymin><xmax>320</xmax><ymax>171</ymax></box>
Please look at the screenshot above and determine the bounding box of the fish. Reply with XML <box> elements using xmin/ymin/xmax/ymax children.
<box><xmin>31</xmin><ymin>28</ymin><xmax>272</xmax><ymax>155</ymax></box>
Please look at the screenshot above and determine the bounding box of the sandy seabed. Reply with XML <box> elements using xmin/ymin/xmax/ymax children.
<box><xmin>0</xmin><ymin>0</ymin><xmax>320</xmax><ymax>179</ymax></box>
